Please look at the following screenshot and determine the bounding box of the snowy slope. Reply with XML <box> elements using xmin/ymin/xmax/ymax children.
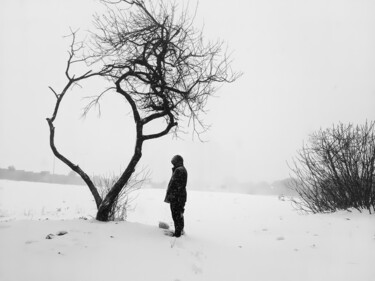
<box><xmin>0</xmin><ymin>179</ymin><xmax>374</xmax><ymax>281</ymax></box>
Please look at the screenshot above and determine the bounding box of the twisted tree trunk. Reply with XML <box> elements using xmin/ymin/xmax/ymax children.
<box><xmin>96</xmin><ymin>138</ymin><xmax>143</xmax><ymax>221</ymax></box>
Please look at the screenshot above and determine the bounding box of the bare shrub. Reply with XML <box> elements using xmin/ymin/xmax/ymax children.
<box><xmin>94</xmin><ymin>169</ymin><xmax>149</xmax><ymax>221</ymax></box>
<box><xmin>290</xmin><ymin>121</ymin><xmax>375</xmax><ymax>214</ymax></box>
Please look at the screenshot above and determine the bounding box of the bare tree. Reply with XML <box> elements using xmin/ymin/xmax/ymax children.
<box><xmin>47</xmin><ymin>0</ymin><xmax>240</xmax><ymax>221</ymax></box>
<box><xmin>290</xmin><ymin>121</ymin><xmax>375</xmax><ymax>214</ymax></box>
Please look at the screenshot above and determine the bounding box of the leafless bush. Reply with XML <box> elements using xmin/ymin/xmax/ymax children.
<box><xmin>290</xmin><ymin>121</ymin><xmax>375</xmax><ymax>214</ymax></box>
<box><xmin>94</xmin><ymin>169</ymin><xmax>149</xmax><ymax>221</ymax></box>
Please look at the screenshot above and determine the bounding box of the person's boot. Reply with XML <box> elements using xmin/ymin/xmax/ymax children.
<box><xmin>173</xmin><ymin>228</ymin><xmax>182</xmax><ymax>237</ymax></box>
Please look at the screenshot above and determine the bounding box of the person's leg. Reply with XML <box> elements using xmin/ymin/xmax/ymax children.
<box><xmin>170</xmin><ymin>203</ymin><xmax>179</xmax><ymax>234</ymax></box>
<box><xmin>170</xmin><ymin>203</ymin><xmax>184</xmax><ymax>237</ymax></box>
<box><xmin>180</xmin><ymin>204</ymin><xmax>185</xmax><ymax>234</ymax></box>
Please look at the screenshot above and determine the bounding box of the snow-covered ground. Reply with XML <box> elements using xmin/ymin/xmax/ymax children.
<box><xmin>0</xmin><ymin>179</ymin><xmax>374</xmax><ymax>281</ymax></box>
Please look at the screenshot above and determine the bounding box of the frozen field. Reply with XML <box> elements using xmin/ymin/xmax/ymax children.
<box><xmin>0</xmin><ymin>179</ymin><xmax>374</xmax><ymax>281</ymax></box>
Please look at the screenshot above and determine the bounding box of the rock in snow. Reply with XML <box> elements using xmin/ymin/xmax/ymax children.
<box><xmin>45</xmin><ymin>230</ymin><xmax>68</xmax><ymax>239</ymax></box>
<box><xmin>45</xmin><ymin>233</ymin><xmax>55</xmax><ymax>239</ymax></box>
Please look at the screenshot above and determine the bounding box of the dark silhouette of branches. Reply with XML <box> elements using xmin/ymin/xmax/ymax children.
<box><xmin>87</xmin><ymin>0</ymin><xmax>239</xmax><ymax>136</ymax></box>
<box><xmin>47</xmin><ymin>0</ymin><xmax>240</xmax><ymax>221</ymax></box>
<box><xmin>290</xmin><ymin>121</ymin><xmax>375</xmax><ymax>214</ymax></box>
<box><xmin>46</xmin><ymin>30</ymin><xmax>111</xmax><ymax>209</ymax></box>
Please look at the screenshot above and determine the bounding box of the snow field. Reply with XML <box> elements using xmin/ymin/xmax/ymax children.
<box><xmin>0</xmin><ymin>179</ymin><xmax>375</xmax><ymax>281</ymax></box>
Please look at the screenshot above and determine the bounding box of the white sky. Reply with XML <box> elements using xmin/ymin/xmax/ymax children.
<box><xmin>1</xmin><ymin>0</ymin><xmax>375</xmax><ymax>187</ymax></box>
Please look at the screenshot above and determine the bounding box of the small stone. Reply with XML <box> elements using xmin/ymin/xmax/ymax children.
<box><xmin>56</xmin><ymin>230</ymin><xmax>68</xmax><ymax>236</ymax></box>
<box><xmin>159</xmin><ymin>221</ymin><xmax>170</xmax><ymax>229</ymax></box>
<box><xmin>46</xmin><ymin>234</ymin><xmax>55</xmax><ymax>239</ymax></box>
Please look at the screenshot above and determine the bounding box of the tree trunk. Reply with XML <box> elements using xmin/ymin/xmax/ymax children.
<box><xmin>96</xmin><ymin>138</ymin><xmax>143</xmax><ymax>221</ymax></box>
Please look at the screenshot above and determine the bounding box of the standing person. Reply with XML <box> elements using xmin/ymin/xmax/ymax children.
<box><xmin>164</xmin><ymin>155</ymin><xmax>188</xmax><ymax>237</ymax></box>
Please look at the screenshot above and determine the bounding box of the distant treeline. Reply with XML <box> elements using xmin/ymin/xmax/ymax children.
<box><xmin>0</xmin><ymin>166</ymin><xmax>85</xmax><ymax>186</ymax></box>
<box><xmin>0</xmin><ymin>166</ymin><xmax>297</xmax><ymax>195</ymax></box>
<box><xmin>150</xmin><ymin>178</ymin><xmax>299</xmax><ymax>196</ymax></box>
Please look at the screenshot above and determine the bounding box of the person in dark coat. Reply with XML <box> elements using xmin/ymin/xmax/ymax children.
<box><xmin>164</xmin><ymin>155</ymin><xmax>188</xmax><ymax>237</ymax></box>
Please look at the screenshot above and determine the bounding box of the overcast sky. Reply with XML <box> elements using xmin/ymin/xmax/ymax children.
<box><xmin>1</xmin><ymin>0</ymin><xmax>375</xmax><ymax>187</ymax></box>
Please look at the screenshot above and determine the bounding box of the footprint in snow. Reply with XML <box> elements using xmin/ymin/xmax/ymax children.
<box><xmin>262</xmin><ymin>228</ymin><xmax>268</xmax><ymax>232</ymax></box>
<box><xmin>191</xmin><ymin>264</ymin><xmax>203</xmax><ymax>275</ymax></box>
<box><xmin>192</xmin><ymin>251</ymin><xmax>204</xmax><ymax>260</ymax></box>
<box><xmin>276</xmin><ymin>236</ymin><xmax>285</xmax><ymax>241</ymax></box>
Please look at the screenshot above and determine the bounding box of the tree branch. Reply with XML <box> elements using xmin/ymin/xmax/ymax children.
<box><xmin>142</xmin><ymin>113</ymin><xmax>177</xmax><ymax>140</ymax></box>
<box><xmin>46</xmin><ymin>118</ymin><xmax>102</xmax><ymax>208</ymax></box>
<box><xmin>46</xmin><ymin>30</ymin><xmax>112</xmax><ymax>209</ymax></box>
<box><xmin>48</xmin><ymin>86</ymin><xmax>59</xmax><ymax>99</ymax></box>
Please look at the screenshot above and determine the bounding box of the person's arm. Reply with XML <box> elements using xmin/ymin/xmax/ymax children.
<box><xmin>165</xmin><ymin>168</ymin><xmax>183</xmax><ymax>202</ymax></box>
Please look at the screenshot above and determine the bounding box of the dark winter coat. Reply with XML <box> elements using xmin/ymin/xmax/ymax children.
<box><xmin>164</xmin><ymin>163</ymin><xmax>187</xmax><ymax>205</ymax></box>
